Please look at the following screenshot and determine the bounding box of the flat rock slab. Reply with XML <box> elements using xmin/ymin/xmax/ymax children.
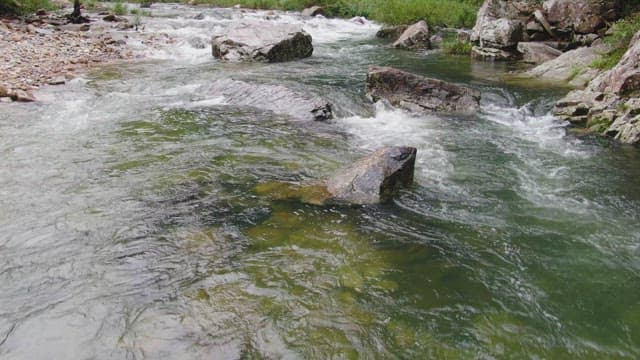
<box><xmin>211</xmin><ymin>21</ymin><xmax>313</xmax><ymax>62</ymax></box>
<box><xmin>366</xmin><ymin>65</ymin><xmax>481</xmax><ymax>112</ymax></box>
<box><xmin>201</xmin><ymin>79</ymin><xmax>332</xmax><ymax>121</ymax></box>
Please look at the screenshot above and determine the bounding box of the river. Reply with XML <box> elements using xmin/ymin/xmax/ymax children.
<box><xmin>1</xmin><ymin>4</ymin><xmax>640</xmax><ymax>359</ymax></box>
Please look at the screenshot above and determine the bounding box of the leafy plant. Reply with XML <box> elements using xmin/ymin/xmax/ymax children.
<box><xmin>591</xmin><ymin>15</ymin><xmax>640</xmax><ymax>70</ymax></box>
<box><xmin>112</xmin><ymin>0</ymin><xmax>128</xmax><ymax>15</ymax></box>
<box><xmin>442</xmin><ymin>38</ymin><xmax>473</xmax><ymax>55</ymax></box>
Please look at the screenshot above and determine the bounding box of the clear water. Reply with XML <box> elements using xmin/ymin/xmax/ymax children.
<box><xmin>1</xmin><ymin>4</ymin><xmax>640</xmax><ymax>359</ymax></box>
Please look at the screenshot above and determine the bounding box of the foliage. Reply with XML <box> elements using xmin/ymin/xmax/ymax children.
<box><xmin>189</xmin><ymin>0</ymin><xmax>483</xmax><ymax>28</ymax></box>
<box><xmin>112</xmin><ymin>0</ymin><xmax>128</xmax><ymax>15</ymax></box>
<box><xmin>0</xmin><ymin>0</ymin><xmax>60</xmax><ymax>15</ymax></box>
<box><xmin>591</xmin><ymin>15</ymin><xmax>640</xmax><ymax>70</ymax></box>
<box><xmin>442</xmin><ymin>38</ymin><xmax>473</xmax><ymax>55</ymax></box>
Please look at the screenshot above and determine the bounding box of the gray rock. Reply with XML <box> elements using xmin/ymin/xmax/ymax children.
<box><xmin>324</xmin><ymin>147</ymin><xmax>417</xmax><ymax>205</ymax></box>
<box><xmin>200</xmin><ymin>79</ymin><xmax>332</xmax><ymax>121</ymax></box>
<box><xmin>475</xmin><ymin>18</ymin><xmax>523</xmax><ymax>48</ymax></box>
<box><xmin>525</xmin><ymin>43</ymin><xmax>610</xmax><ymax>84</ymax></box>
<box><xmin>392</xmin><ymin>20</ymin><xmax>431</xmax><ymax>50</ymax></box>
<box><xmin>188</xmin><ymin>36</ymin><xmax>207</xmax><ymax>49</ymax></box>
<box><xmin>471</xmin><ymin>45</ymin><xmax>520</xmax><ymax>61</ymax></box>
<box><xmin>543</xmin><ymin>0</ymin><xmax>619</xmax><ymax>35</ymax></box>
<box><xmin>471</xmin><ymin>0</ymin><xmax>533</xmax><ymax>45</ymax></box>
<box><xmin>517</xmin><ymin>42</ymin><xmax>562</xmax><ymax>64</ymax></box>
<box><xmin>211</xmin><ymin>21</ymin><xmax>313</xmax><ymax>62</ymax></box>
<box><xmin>366</xmin><ymin>65</ymin><xmax>481</xmax><ymax>113</ymax></box>
<box><xmin>12</xmin><ymin>90</ymin><xmax>36</xmax><ymax>102</ymax></box>
<box><xmin>47</xmin><ymin>76</ymin><xmax>66</xmax><ymax>85</ymax></box>
<box><xmin>376</xmin><ymin>25</ymin><xmax>409</xmax><ymax>40</ymax></box>
<box><xmin>301</xmin><ymin>6</ymin><xmax>324</xmax><ymax>17</ymax></box>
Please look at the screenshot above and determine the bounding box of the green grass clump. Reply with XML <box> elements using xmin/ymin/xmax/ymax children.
<box><xmin>591</xmin><ymin>15</ymin><xmax>640</xmax><ymax>70</ymax></box>
<box><xmin>442</xmin><ymin>38</ymin><xmax>473</xmax><ymax>55</ymax></box>
<box><xmin>0</xmin><ymin>0</ymin><xmax>60</xmax><ymax>15</ymax></box>
<box><xmin>189</xmin><ymin>0</ymin><xmax>482</xmax><ymax>28</ymax></box>
<box><xmin>112</xmin><ymin>0</ymin><xmax>128</xmax><ymax>15</ymax></box>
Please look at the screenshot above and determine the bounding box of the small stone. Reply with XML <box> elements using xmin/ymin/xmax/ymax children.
<box><xmin>12</xmin><ymin>90</ymin><xmax>36</xmax><ymax>102</ymax></box>
<box><xmin>36</xmin><ymin>9</ymin><xmax>47</xmax><ymax>16</ymax></box>
<box><xmin>47</xmin><ymin>76</ymin><xmax>65</xmax><ymax>85</ymax></box>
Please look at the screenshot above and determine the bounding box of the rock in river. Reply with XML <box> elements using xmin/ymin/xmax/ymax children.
<box><xmin>392</xmin><ymin>20</ymin><xmax>431</xmax><ymax>50</ymax></box>
<box><xmin>324</xmin><ymin>146</ymin><xmax>417</xmax><ymax>205</ymax></box>
<box><xmin>201</xmin><ymin>79</ymin><xmax>332</xmax><ymax>121</ymax></box>
<box><xmin>211</xmin><ymin>20</ymin><xmax>313</xmax><ymax>62</ymax></box>
<box><xmin>366</xmin><ymin>65</ymin><xmax>481</xmax><ymax>112</ymax></box>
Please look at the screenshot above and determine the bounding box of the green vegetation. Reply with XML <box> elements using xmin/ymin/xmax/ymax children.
<box><xmin>112</xmin><ymin>0</ymin><xmax>128</xmax><ymax>15</ymax></box>
<box><xmin>592</xmin><ymin>15</ymin><xmax>640</xmax><ymax>70</ymax></box>
<box><xmin>0</xmin><ymin>0</ymin><xmax>59</xmax><ymax>15</ymax></box>
<box><xmin>190</xmin><ymin>0</ymin><xmax>483</xmax><ymax>27</ymax></box>
<box><xmin>442</xmin><ymin>38</ymin><xmax>473</xmax><ymax>55</ymax></box>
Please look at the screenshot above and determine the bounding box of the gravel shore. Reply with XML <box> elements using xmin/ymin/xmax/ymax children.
<box><xmin>0</xmin><ymin>7</ymin><xmax>173</xmax><ymax>102</ymax></box>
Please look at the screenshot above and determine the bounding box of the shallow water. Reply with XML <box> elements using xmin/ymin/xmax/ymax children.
<box><xmin>1</xmin><ymin>4</ymin><xmax>640</xmax><ymax>359</ymax></box>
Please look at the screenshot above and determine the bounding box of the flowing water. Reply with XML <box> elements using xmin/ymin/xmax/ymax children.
<box><xmin>1</xmin><ymin>4</ymin><xmax>640</xmax><ymax>359</ymax></box>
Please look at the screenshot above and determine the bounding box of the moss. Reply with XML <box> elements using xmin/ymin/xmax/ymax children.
<box><xmin>567</xmin><ymin>66</ymin><xmax>584</xmax><ymax>82</ymax></box>
<box><xmin>442</xmin><ymin>39</ymin><xmax>473</xmax><ymax>56</ymax></box>
<box><xmin>586</xmin><ymin>116</ymin><xmax>614</xmax><ymax>133</ymax></box>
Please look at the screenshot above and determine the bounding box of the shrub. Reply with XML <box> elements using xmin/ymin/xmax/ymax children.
<box><xmin>591</xmin><ymin>15</ymin><xmax>640</xmax><ymax>70</ymax></box>
<box><xmin>442</xmin><ymin>39</ymin><xmax>473</xmax><ymax>55</ymax></box>
<box><xmin>112</xmin><ymin>0</ymin><xmax>128</xmax><ymax>15</ymax></box>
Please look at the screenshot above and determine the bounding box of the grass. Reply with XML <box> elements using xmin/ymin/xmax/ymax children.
<box><xmin>188</xmin><ymin>0</ymin><xmax>483</xmax><ymax>27</ymax></box>
<box><xmin>0</xmin><ymin>0</ymin><xmax>60</xmax><ymax>15</ymax></box>
<box><xmin>442</xmin><ymin>38</ymin><xmax>473</xmax><ymax>55</ymax></box>
<box><xmin>591</xmin><ymin>14</ymin><xmax>640</xmax><ymax>70</ymax></box>
<box><xmin>112</xmin><ymin>0</ymin><xmax>128</xmax><ymax>15</ymax></box>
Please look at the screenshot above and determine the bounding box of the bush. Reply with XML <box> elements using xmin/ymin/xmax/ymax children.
<box><xmin>591</xmin><ymin>15</ymin><xmax>640</xmax><ymax>70</ymax></box>
<box><xmin>0</xmin><ymin>0</ymin><xmax>59</xmax><ymax>15</ymax></box>
<box><xmin>112</xmin><ymin>0</ymin><xmax>128</xmax><ymax>15</ymax></box>
<box><xmin>442</xmin><ymin>38</ymin><xmax>473</xmax><ymax>55</ymax></box>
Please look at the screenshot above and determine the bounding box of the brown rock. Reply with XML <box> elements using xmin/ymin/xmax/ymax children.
<box><xmin>12</xmin><ymin>90</ymin><xmax>36</xmax><ymax>102</ymax></box>
<box><xmin>517</xmin><ymin>42</ymin><xmax>562</xmax><ymax>64</ymax></box>
<box><xmin>543</xmin><ymin>0</ymin><xmax>619</xmax><ymax>35</ymax></box>
<box><xmin>392</xmin><ymin>20</ymin><xmax>431</xmax><ymax>50</ymax></box>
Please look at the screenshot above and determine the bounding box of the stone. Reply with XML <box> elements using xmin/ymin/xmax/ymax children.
<box><xmin>475</xmin><ymin>18</ymin><xmax>523</xmax><ymax>49</ymax></box>
<box><xmin>525</xmin><ymin>43</ymin><xmax>610</xmax><ymax>83</ymax></box>
<box><xmin>366</xmin><ymin>65</ymin><xmax>481</xmax><ymax>113</ymax></box>
<box><xmin>0</xmin><ymin>84</ymin><xmax>10</xmax><ymax>97</ymax></box>
<box><xmin>543</xmin><ymin>0</ymin><xmax>619</xmax><ymax>35</ymax></box>
<box><xmin>47</xmin><ymin>76</ymin><xmax>66</xmax><ymax>85</ymax></box>
<box><xmin>12</xmin><ymin>90</ymin><xmax>36</xmax><ymax>102</ymax></box>
<box><xmin>392</xmin><ymin>20</ymin><xmax>431</xmax><ymax>50</ymax></box>
<box><xmin>533</xmin><ymin>9</ymin><xmax>555</xmax><ymax>37</ymax></box>
<box><xmin>201</xmin><ymin>79</ymin><xmax>332</xmax><ymax>121</ymax></box>
<box><xmin>36</xmin><ymin>9</ymin><xmax>47</xmax><ymax>16</ymax></box>
<box><xmin>188</xmin><ymin>36</ymin><xmax>206</xmax><ymax>49</ymax></box>
<box><xmin>471</xmin><ymin>46</ymin><xmax>520</xmax><ymax>61</ymax></box>
<box><xmin>592</xmin><ymin>31</ymin><xmax>640</xmax><ymax>96</ymax></box>
<box><xmin>376</xmin><ymin>25</ymin><xmax>409</xmax><ymax>41</ymax></box>
<box><xmin>301</xmin><ymin>6</ymin><xmax>324</xmax><ymax>17</ymax></box>
<box><xmin>103</xmin><ymin>14</ymin><xmax>117</xmax><ymax>22</ymax></box>
<box><xmin>193</xmin><ymin>12</ymin><xmax>205</xmax><ymax>20</ymax></box>
<box><xmin>471</xmin><ymin>0</ymin><xmax>533</xmax><ymax>45</ymax></box>
<box><xmin>517</xmin><ymin>42</ymin><xmax>562</xmax><ymax>64</ymax></box>
<box><xmin>324</xmin><ymin>147</ymin><xmax>417</xmax><ymax>205</ymax></box>
<box><xmin>211</xmin><ymin>21</ymin><xmax>313</xmax><ymax>62</ymax></box>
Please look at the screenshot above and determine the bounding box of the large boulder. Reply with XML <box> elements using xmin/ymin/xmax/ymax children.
<box><xmin>325</xmin><ymin>147</ymin><xmax>417</xmax><ymax>205</ymax></box>
<box><xmin>211</xmin><ymin>21</ymin><xmax>313</xmax><ymax>62</ymax></box>
<box><xmin>517</xmin><ymin>42</ymin><xmax>562</xmax><ymax>64</ymax></box>
<box><xmin>543</xmin><ymin>0</ymin><xmax>619</xmax><ymax>35</ymax></box>
<box><xmin>201</xmin><ymin>79</ymin><xmax>333</xmax><ymax>121</ymax></box>
<box><xmin>392</xmin><ymin>20</ymin><xmax>431</xmax><ymax>50</ymax></box>
<box><xmin>471</xmin><ymin>0</ymin><xmax>532</xmax><ymax>46</ymax></box>
<box><xmin>475</xmin><ymin>18</ymin><xmax>523</xmax><ymax>48</ymax></box>
<box><xmin>376</xmin><ymin>25</ymin><xmax>409</xmax><ymax>41</ymax></box>
<box><xmin>554</xmin><ymin>29</ymin><xmax>640</xmax><ymax>145</ymax></box>
<box><xmin>366</xmin><ymin>65</ymin><xmax>481</xmax><ymax>112</ymax></box>
<box><xmin>524</xmin><ymin>42</ymin><xmax>610</xmax><ymax>87</ymax></box>
<box><xmin>301</xmin><ymin>6</ymin><xmax>324</xmax><ymax>17</ymax></box>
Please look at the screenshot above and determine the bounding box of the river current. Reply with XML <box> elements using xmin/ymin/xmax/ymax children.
<box><xmin>1</xmin><ymin>4</ymin><xmax>640</xmax><ymax>359</ymax></box>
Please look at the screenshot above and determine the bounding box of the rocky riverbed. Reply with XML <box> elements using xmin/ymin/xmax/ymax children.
<box><xmin>0</xmin><ymin>7</ymin><xmax>175</xmax><ymax>102</ymax></box>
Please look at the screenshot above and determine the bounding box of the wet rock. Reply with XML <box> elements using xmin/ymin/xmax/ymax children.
<box><xmin>366</xmin><ymin>65</ymin><xmax>480</xmax><ymax>113</ymax></box>
<box><xmin>211</xmin><ymin>20</ymin><xmax>313</xmax><ymax>62</ymax></box>
<box><xmin>322</xmin><ymin>147</ymin><xmax>417</xmax><ymax>205</ymax></box>
<box><xmin>517</xmin><ymin>42</ymin><xmax>562</xmax><ymax>64</ymax></box>
<box><xmin>201</xmin><ymin>79</ymin><xmax>332</xmax><ymax>121</ymax></box>
<box><xmin>188</xmin><ymin>36</ymin><xmax>207</xmax><ymax>49</ymax></box>
<box><xmin>376</xmin><ymin>25</ymin><xmax>409</xmax><ymax>41</ymax></box>
<box><xmin>193</xmin><ymin>12</ymin><xmax>205</xmax><ymax>20</ymax></box>
<box><xmin>392</xmin><ymin>20</ymin><xmax>431</xmax><ymax>50</ymax></box>
<box><xmin>471</xmin><ymin>45</ymin><xmax>520</xmax><ymax>61</ymax></box>
<box><xmin>301</xmin><ymin>6</ymin><xmax>324</xmax><ymax>17</ymax></box>
<box><xmin>12</xmin><ymin>90</ymin><xmax>36</xmax><ymax>102</ymax></box>
<box><xmin>543</xmin><ymin>0</ymin><xmax>618</xmax><ymax>35</ymax></box>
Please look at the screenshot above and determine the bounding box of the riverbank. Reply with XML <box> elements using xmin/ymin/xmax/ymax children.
<box><xmin>0</xmin><ymin>7</ymin><xmax>174</xmax><ymax>102</ymax></box>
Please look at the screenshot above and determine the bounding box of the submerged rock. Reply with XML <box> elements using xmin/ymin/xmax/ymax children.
<box><xmin>211</xmin><ymin>21</ymin><xmax>313</xmax><ymax>62</ymax></box>
<box><xmin>554</xmin><ymin>29</ymin><xmax>640</xmax><ymax>145</ymax></box>
<box><xmin>201</xmin><ymin>79</ymin><xmax>332</xmax><ymax>121</ymax></box>
<box><xmin>366</xmin><ymin>65</ymin><xmax>481</xmax><ymax>113</ymax></box>
<box><xmin>472</xmin><ymin>45</ymin><xmax>520</xmax><ymax>61</ymax></box>
<box><xmin>325</xmin><ymin>147</ymin><xmax>417</xmax><ymax>205</ymax></box>
<box><xmin>392</xmin><ymin>20</ymin><xmax>431</xmax><ymax>50</ymax></box>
